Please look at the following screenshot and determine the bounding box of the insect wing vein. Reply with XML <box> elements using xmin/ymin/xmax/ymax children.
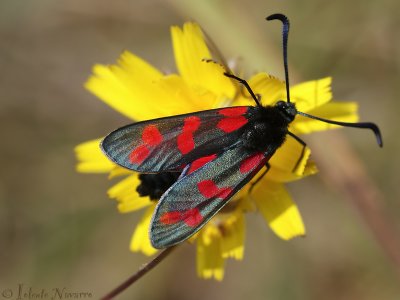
<box><xmin>150</xmin><ymin>145</ymin><xmax>270</xmax><ymax>248</ymax></box>
<box><xmin>101</xmin><ymin>107</ymin><xmax>251</xmax><ymax>172</ymax></box>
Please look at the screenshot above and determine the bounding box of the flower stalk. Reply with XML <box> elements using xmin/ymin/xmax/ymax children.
<box><xmin>100</xmin><ymin>246</ymin><xmax>177</xmax><ymax>300</ymax></box>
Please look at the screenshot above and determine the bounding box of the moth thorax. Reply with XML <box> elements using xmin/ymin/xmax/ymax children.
<box><xmin>136</xmin><ymin>172</ymin><xmax>181</xmax><ymax>200</ymax></box>
<box><xmin>242</xmin><ymin>118</ymin><xmax>288</xmax><ymax>151</ymax></box>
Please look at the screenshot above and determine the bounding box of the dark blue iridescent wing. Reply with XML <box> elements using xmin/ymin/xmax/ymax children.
<box><xmin>150</xmin><ymin>145</ymin><xmax>273</xmax><ymax>248</ymax></box>
<box><xmin>101</xmin><ymin>107</ymin><xmax>252</xmax><ymax>172</ymax></box>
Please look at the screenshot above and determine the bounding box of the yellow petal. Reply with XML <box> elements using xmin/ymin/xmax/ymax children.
<box><xmin>196</xmin><ymin>228</ymin><xmax>225</xmax><ymax>281</ymax></box>
<box><xmin>292</xmin><ymin>101</ymin><xmax>359</xmax><ymax>135</ymax></box>
<box><xmin>266</xmin><ymin>138</ymin><xmax>312</xmax><ymax>182</ymax></box>
<box><xmin>75</xmin><ymin>139</ymin><xmax>114</xmax><ymax>173</ymax></box>
<box><xmin>291</xmin><ymin>77</ymin><xmax>332</xmax><ymax>112</ymax></box>
<box><xmin>107</xmin><ymin>174</ymin><xmax>152</xmax><ymax>213</ymax></box>
<box><xmin>171</xmin><ymin>22</ymin><xmax>235</xmax><ymax>103</ymax></box>
<box><xmin>303</xmin><ymin>160</ymin><xmax>318</xmax><ymax>177</ymax></box>
<box><xmin>233</xmin><ymin>72</ymin><xmax>285</xmax><ymax>106</ymax></box>
<box><xmin>220</xmin><ymin>213</ymin><xmax>245</xmax><ymax>260</ymax></box>
<box><xmin>85</xmin><ymin>51</ymin><xmax>175</xmax><ymax>121</ymax></box>
<box><xmin>108</xmin><ymin>167</ymin><xmax>132</xmax><ymax>179</ymax></box>
<box><xmin>252</xmin><ymin>181</ymin><xmax>305</xmax><ymax>240</ymax></box>
<box><xmin>130</xmin><ymin>205</ymin><xmax>158</xmax><ymax>256</ymax></box>
<box><xmin>156</xmin><ymin>74</ymin><xmax>217</xmax><ymax>113</ymax></box>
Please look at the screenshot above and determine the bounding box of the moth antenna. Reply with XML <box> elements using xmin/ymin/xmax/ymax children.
<box><xmin>297</xmin><ymin>111</ymin><xmax>383</xmax><ymax>147</ymax></box>
<box><xmin>266</xmin><ymin>13</ymin><xmax>291</xmax><ymax>103</ymax></box>
<box><xmin>268</xmin><ymin>14</ymin><xmax>383</xmax><ymax>148</ymax></box>
<box><xmin>224</xmin><ymin>72</ymin><xmax>262</xmax><ymax>107</ymax></box>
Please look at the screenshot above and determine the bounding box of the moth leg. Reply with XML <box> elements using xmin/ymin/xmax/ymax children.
<box><xmin>287</xmin><ymin>131</ymin><xmax>307</xmax><ymax>173</ymax></box>
<box><xmin>249</xmin><ymin>162</ymin><xmax>271</xmax><ymax>195</ymax></box>
<box><xmin>223</xmin><ymin>72</ymin><xmax>262</xmax><ymax>107</ymax></box>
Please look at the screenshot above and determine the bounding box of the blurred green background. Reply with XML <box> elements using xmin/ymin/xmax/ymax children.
<box><xmin>1</xmin><ymin>0</ymin><xmax>399</xmax><ymax>299</ymax></box>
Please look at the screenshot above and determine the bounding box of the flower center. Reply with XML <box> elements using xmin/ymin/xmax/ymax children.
<box><xmin>136</xmin><ymin>172</ymin><xmax>181</xmax><ymax>200</ymax></box>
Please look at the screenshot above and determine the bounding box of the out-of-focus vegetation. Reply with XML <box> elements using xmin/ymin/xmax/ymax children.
<box><xmin>0</xmin><ymin>1</ymin><xmax>399</xmax><ymax>299</ymax></box>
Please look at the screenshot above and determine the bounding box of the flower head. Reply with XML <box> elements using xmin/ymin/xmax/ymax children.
<box><xmin>75</xmin><ymin>22</ymin><xmax>358</xmax><ymax>280</ymax></box>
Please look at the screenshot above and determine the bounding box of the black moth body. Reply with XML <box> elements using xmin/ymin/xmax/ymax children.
<box><xmin>242</xmin><ymin>101</ymin><xmax>296</xmax><ymax>152</ymax></box>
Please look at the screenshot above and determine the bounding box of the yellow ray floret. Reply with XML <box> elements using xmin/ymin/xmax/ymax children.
<box><xmin>252</xmin><ymin>181</ymin><xmax>305</xmax><ymax>240</ymax></box>
<box><xmin>75</xmin><ymin>138</ymin><xmax>114</xmax><ymax>173</ymax></box>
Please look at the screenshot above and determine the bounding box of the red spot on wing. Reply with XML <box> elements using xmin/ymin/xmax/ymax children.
<box><xmin>217</xmin><ymin>116</ymin><xmax>248</xmax><ymax>133</ymax></box>
<box><xmin>177</xmin><ymin>132</ymin><xmax>195</xmax><ymax>154</ymax></box>
<box><xmin>187</xmin><ymin>154</ymin><xmax>217</xmax><ymax>174</ymax></box>
<box><xmin>177</xmin><ymin>116</ymin><xmax>201</xmax><ymax>154</ymax></box>
<box><xmin>129</xmin><ymin>125</ymin><xmax>163</xmax><ymax>165</ymax></box>
<box><xmin>159</xmin><ymin>208</ymin><xmax>203</xmax><ymax>228</ymax></box>
<box><xmin>197</xmin><ymin>180</ymin><xmax>218</xmax><ymax>198</ymax></box>
<box><xmin>183</xmin><ymin>116</ymin><xmax>201</xmax><ymax>131</ymax></box>
<box><xmin>129</xmin><ymin>145</ymin><xmax>150</xmax><ymax>164</ymax></box>
<box><xmin>183</xmin><ymin>208</ymin><xmax>203</xmax><ymax>227</ymax></box>
<box><xmin>240</xmin><ymin>152</ymin><xmax>265</xmax><ymax>174</ymax></box>
<box><xmin>218</xmin><ymin>187</ymin><xmax>232</xmax><ymax>199</ymax></box>
<box><xmin>197</xmin><ymin>180</ymin><xmax>233</xmax><ymax>199</ymax></box>
<box><xmin>160</xmin><ymin>211</ymin><xmax>181</xmax><ymax>225</ymax></box>
<box><xmin>217</xmin><ymin>107</ymin><xmax>248</xmax><ymax>133</ymax></box>
<box><xmin>219</xmin><ymin>107</ymin><xmax>248</xmax><ymax>117</ymax></box>
<box><xmin>142</xmin><ymin>125</ymin><xmax>163</xmax><ymax>146</ymax></box>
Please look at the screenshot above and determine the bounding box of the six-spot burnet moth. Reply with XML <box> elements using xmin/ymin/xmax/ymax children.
<box><xmin>101</xmin><ymin>14</ymin><xmax>383</xmax><ymax>249</ymax></box>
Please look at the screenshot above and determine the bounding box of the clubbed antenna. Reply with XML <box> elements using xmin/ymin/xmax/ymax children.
<box><xmin>267</xmin><ymin>14</ymin><xmax>383</xmax><ymax>147</ymax></box>
<box><xmin>266</xmin><ymin>14</ymin><xmax>291</xmax><ymax>103</ymax></box>
<box><xmin>297</xmin><ymin>111</ymin><xmax>383</xmax><ymax>147</ymax></box>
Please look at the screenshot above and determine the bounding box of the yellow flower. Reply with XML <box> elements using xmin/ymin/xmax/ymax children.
<box><xmin>75</xmin><ymin>22</ymin><xmax>358</xmax><ymax>280</ymax></box>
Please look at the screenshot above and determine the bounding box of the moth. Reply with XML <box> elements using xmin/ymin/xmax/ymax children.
<box><xmin>101</xmin><ymin>14</ymin><xmax>382</xmax><ymax>249</ymax></box>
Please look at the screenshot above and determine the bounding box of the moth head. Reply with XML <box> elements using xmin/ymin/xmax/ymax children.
<box><xmin>275</xmin><ymin>100</ymin><xmax>297</xmax><ymax>122</ymax></box>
